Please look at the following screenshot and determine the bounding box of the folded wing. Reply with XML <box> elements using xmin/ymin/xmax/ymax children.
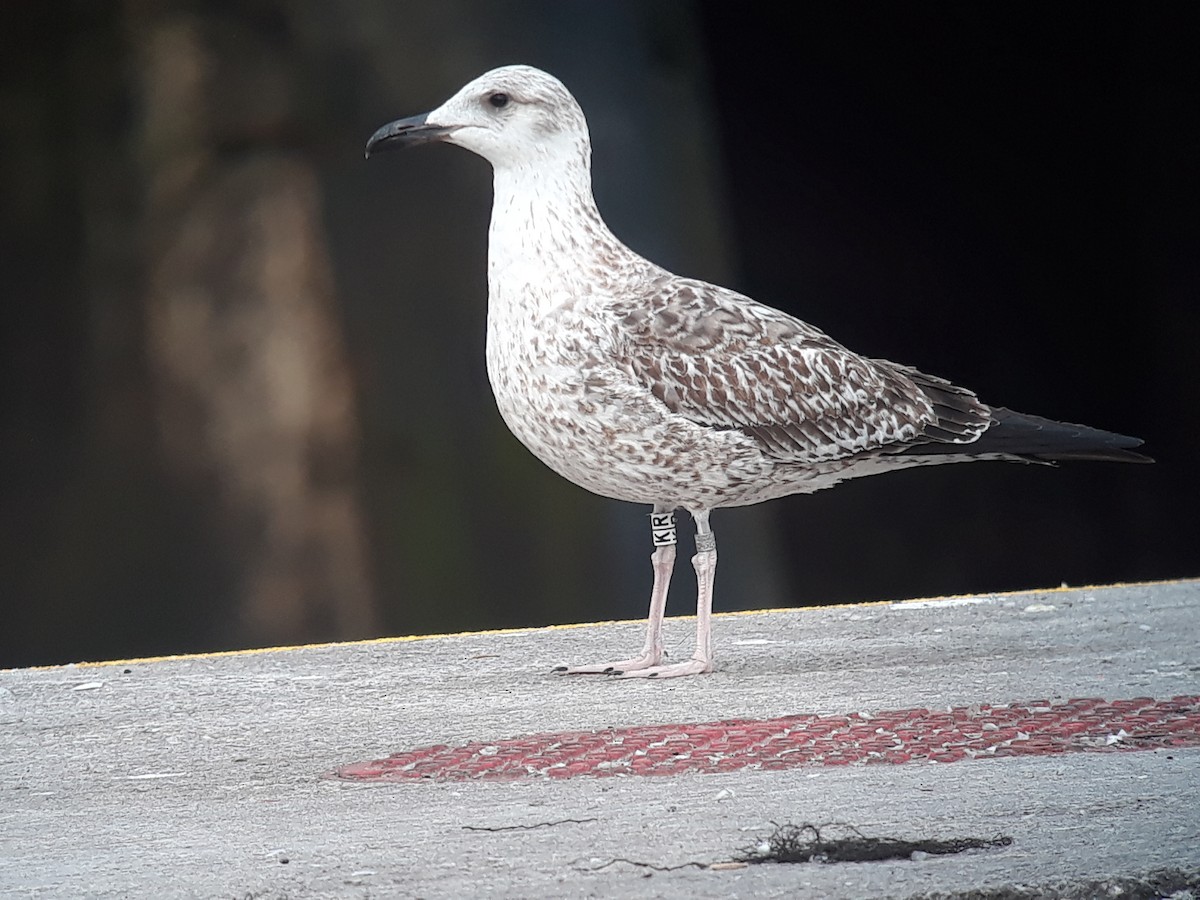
<box><xmin>615</xmin><ymin>276</ymin><xmax>991</xmax><ymax>464</ymax></box>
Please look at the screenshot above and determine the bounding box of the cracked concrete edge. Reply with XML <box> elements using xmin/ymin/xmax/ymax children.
<box><xmin>9</xmin><ymin>577</ymin><xmax>1192</xmax><ymax>673</ymax></box>
<box><xmin>906</xmin><ymin>865</ymin><xmax>1200</xmax><ymax>900</ymax></box>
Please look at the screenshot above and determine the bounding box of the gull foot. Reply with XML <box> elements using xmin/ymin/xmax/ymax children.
<box><xmin>553</xmin><ymin>652</ymin><xmax>664</xmax><ymax>676</ymax></box>
<box><xmin>615</xmin><ymin>656</ymin><xmax>713</xmax><ymax>679</ymax></box>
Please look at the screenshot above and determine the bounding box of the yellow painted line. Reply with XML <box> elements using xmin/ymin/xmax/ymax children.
<box><xmin>11</xmin><ymin>577</ymin><xmax>1194</xmax><ymax>673</ymax></box>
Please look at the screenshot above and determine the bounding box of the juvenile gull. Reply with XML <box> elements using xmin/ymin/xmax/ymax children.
<box><xmin>366</xmin><ymin>65</ymin><xmax>1150</xmax><ymax>679</ymax></box>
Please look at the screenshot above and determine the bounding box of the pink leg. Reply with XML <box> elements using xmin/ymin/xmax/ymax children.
<box><xmin>618</xmin><ymin>510</ymin><xmax>717</xmax><ymax>679</ymax></box>
<box><xmin>557</xmin><ymin>543</ymin><xmax>676</xmax><ymax>675</ymax></box>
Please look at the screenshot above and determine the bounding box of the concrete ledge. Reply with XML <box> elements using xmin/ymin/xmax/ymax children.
<box><xmin>2</xmin><ymin>580</ymin><xmax>1198</xmax><ymax>897</ymax></box>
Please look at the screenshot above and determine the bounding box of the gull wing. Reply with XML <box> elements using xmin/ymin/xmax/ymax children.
<box><xmin>615</xmin><ymin>276</ymin><xmax>990</xmax><ymax>463</ymax></box>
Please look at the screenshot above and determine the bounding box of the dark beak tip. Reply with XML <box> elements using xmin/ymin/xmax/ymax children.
<box><xmin>365</xmin><ymin>112</ymin><xmax>448</xmax><ymax>160</ymax></box>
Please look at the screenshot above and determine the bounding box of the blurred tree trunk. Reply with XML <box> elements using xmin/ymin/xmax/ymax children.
<box><xmin>125</xmin><ymin>4</ymin><xmax>377</xmax><ymax>643</ymax></box>
<box><xmin>0</xmin><ymin>0</ymin><xmax>784</xmax><ymax>667</ymax></box>
<box><xmin>322</xmin><ymin>0</ymin><xmax>787</xmax><ymax>635</ymax></box>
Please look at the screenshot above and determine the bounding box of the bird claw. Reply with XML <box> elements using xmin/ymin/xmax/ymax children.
<box><xmin>554</xmin><ymin>651</ymin><xmax>713</xmax><ymax>679</ymax></box>
<box><xmin>554</xmin><ymin>653</ymin><xmax>663</xmax><ymax>676</ymax></box>
<box><xmin>613</xmin><ymin>657</ymin><xmax>713</xmax><ymax>679</ymax></box>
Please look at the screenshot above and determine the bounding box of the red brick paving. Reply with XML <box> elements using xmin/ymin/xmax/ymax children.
<box><xmin>334</xmin><ymin>695</ymin><xmax>1200</xmax><ymax>783</ymax></box>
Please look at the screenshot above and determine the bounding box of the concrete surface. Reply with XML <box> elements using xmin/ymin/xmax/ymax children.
<box><xmin>1</xmin><ymin>579</ymin><xmax>1198</xmax><ymax>898</ymax></box>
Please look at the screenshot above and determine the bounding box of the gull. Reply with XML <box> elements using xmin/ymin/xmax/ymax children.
<box><xmin>366</xmin><ymin>65</ymin><xmax>1150</xmax><ymax>679</ymax></box>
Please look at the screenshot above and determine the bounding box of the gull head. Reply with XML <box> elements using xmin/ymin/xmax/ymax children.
<box><xmin>365</xmin><ymin>65</ymin><xmax>589</xmax><ymax>171</ymax></box>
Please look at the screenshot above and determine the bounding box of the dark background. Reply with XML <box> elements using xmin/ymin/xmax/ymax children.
<box><xmin>2</xmin><ymin>3</ymin><xmax>1195</xmax><ymax>668</ymax></box>
<box><xmin>699</xmin><ymin>6</ymin><xmax>1195</xmax><ymax>603</ymax></box>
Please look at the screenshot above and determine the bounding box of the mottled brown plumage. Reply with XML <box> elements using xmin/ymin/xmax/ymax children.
<box><xmin>367</xmin><ymin>65</ymin><xmax>1148</xmax><ymax>678</ymax></box>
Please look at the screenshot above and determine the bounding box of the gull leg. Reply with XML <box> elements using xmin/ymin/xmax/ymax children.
<box><xmin>618</xmin><ymin>509</ymin><xmax>716</xmax><ymax>679</ymax></box>
<box><xmin>556</xmin><ymin>507</ymin><xmax>677</xmax><ymax>675</ymax></box>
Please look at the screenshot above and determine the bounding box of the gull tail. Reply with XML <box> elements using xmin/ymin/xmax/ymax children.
<box><xmin>912</xmin><ymin>406</ymin><xmax>1153</xmax><ymax>463</ymax></box>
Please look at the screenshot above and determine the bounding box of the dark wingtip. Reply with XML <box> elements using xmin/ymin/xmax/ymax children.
<box><xmin>980</xmin><ymin>407</ymin><xmax>1153</xmax><ymax>464</ymax></box>
<box><xmin>1033</xmin><ymin>445</ymin><xmax>1155</xmax><ymax>464</ymax></box>
<box><xmin>898</xmin><ymin>406</ymin><xmax>1153</xmax><ymax>464</ymax></box>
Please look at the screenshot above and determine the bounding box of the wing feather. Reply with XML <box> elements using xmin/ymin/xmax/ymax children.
<box><xmin>614</xmin><ymin>276</ymin><xmax>990</xmax><ymax>462</ymax></box>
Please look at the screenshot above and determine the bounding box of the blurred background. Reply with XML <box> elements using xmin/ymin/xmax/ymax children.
<box><xmin>2</xmin><ymin>3</ymin><xmax>1195</xmax><ymax>668</ymax></box>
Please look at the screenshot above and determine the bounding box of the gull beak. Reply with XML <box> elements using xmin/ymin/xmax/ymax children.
<box><xmin>364</xmin><ymin>113</ymin><xmax>456</xmax><ymax>159</ymax></box>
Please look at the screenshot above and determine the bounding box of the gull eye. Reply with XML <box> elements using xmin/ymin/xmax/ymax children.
<box><xmin>487</xmin><ymin>92</ymin><xmax>509</xmax><ymax>109</ymax></box>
